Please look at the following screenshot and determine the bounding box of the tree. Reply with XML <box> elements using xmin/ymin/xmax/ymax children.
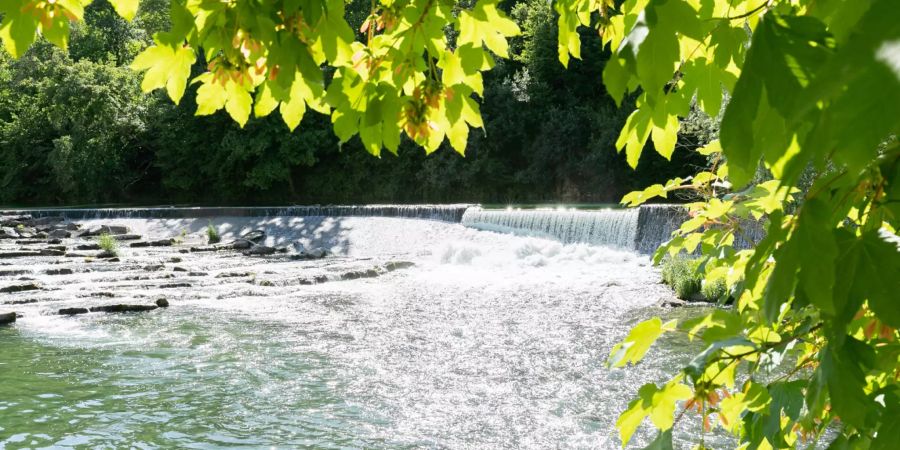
<box><xmin>0</xmin><ymin>0</ymin><xmax>898</xmax><ymax>448</ymax></box>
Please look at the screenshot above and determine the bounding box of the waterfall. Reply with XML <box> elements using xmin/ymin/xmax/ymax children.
<box><xmin>0</xmin><ymin>205</ymin><xmax>473</xmax><ymax>223</ymax></box>
<box><xmin>461</xmin><ymin>207</ymin><xmax>641</xmax><ymax>250</ymax></box>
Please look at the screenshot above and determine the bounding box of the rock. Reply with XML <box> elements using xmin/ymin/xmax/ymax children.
<box><xmin>143</xmin><ymin>264</ymin><xmax>165</xmax><ymax>272</ymax></box>
<box><xmin>341</xmin><ymin>269</ymin><xmax>382</xmax><ymax>280</ymax></box>
<box><xmin>172</xmin><ymin>266</ymin><xmax>187</xmax><ymax>272</ymax></box>
<box><xmin>155</xmin><ymin>298</ymin><xmax>169</xmax><ymax>307</ymax></box>
<box><xmin>243</xmin><ymin>245</ymin><xmax>276</xmax><ymax>256</ymax></box>
<box><xmin>46</xmin><ymin>245</ymin><xmax>67</xmax><ymax>252</ymax></box>
<box><xmin>0</xmin><ymin>251</ymin><xmax>42</xmax><ymax>258</ymax></box>
<box><xmin>90</xmin><ymin>292</ymin><xmax>116</xmax><ymax>298</ymax></box>
<box><xmin>168</xmin><ymin>257</ymin><xmax>182</xmax><ymax>263</ymax></box>
<box><xmin>187</xmin><ymin>271</ymin><xmax>207</xmax><ymax>277</ymax></box>
<box><xmin>89</xmin><ymin>304</ymin><xmax>158</xmax><ymax>313</ymax></box>
<box><xmin>130</xmin><ymin>238</ymin><xmax>174</xmax><ymax>248</ymax></box>
<box><xmin>15</xmin><ymin>228</ymin><xmax>36</xmax><ymax>238</ymax></box>
<box><xmin>0</xmin><ymin>312</ymin><xmax>15</xmax><ymax>325</ymax></box>
<box><xmin>96</xmin><ymin>251</ymin><xmax>118</xmax><ymax>259</ymax></box>
<box><xmin>257</xmin><ymin>280</ymin><xmax>274</xmax><ymax>286</ymax></box>
<box><xmin>178</xmin><ymin>249</ymin><xmax>189</xmax><ymax>254</ymax></box>
<box><xmin>44</xmin><ymin>268</ymin><xmax>74</xmax><ymax>275</ymax></box>
<box><xmin>0</xmin><ymin>283</ymin><xmax>40</xmax><ymax>294</ymax></box>
<box><xmin>63</xmin><ymin>252</ymin><xmax>90</xmax><ymax>258</ymax></box>
<box><xmin>79</xmin><ymin>225</ymin><xmax>129</xmax><ymax>237</ymax></box>
<box><xmin>0</xmin><ymin>214</ymin><xmax>31</xmax><ymax>226</ymax></box>
<box><xmin>314</xmin><ymin>275</ymin><xmax>329</xmax><ymax>283</ymax></box>
<box><xmin>48</xmin><ymin>229</ymin><xmax>70</xmax><ymax>239</ymax></box>
<box><xmin>39</xmin><ymin>249</ymin><xmax>65</xmax><ymax>257</ymax></box>
<box><xmin>290</xmin><ymin>248</ymin><xmax>327</xmax><ymax>260</ymax></box>
<box><xmin>0</xmin><ymin>269</ymin><xmax>29</xmax><ymax>276</ymax></box>
<box><xmin>276</xmin><ymin>247</ymin><xmax>288</xmax><ymax>253</ymax></box>
<box><xmin>384</xmin><ymin>261</ymin><xmax>415</xmax><ymax>271</ymax></box>
<box><xmin>159</xmin><ymin>283</ymin><xmax>191</xmax><ymax>288</ymax></box>
<box><xmin>112</xmin><ymin>234</ymin><xmax>142</xmax><ymax>241</ymax></box>
<box><xmin>189</xmin><ymin>246</ymin><xmax>218</xmax><ymax>253</ymax></box>
<box><xmin>32</xmin><ymin>216</ymin><xmax>64</xmax><ymax>227</ymax></box>
<box><xmin>59</xmin><ymin>307</ymin><xmax>89</xmax><ymax>315</ymax></box>
<box><xmin>0</xmin><ymin>227</ymin><xmax>19</xmax><ymax>239</ymax></box>
<box><xmin>241</xmin><ymin>229</ymin><xmax>266</xmax><ymax>243</ymax></box>
<box><xmin>230</xmin><ymin>239</ymin><xmax>252</xmax><ymax>250</ymax></box>
<box><xmin>215</xmin><ymin>271</ymin><xmax>251</xmax><ymax>278</ymax></box>
<box><xmin>76</xmin><ymin>243</ymin><xmax>101</xmax><ymax>251</ymax></box>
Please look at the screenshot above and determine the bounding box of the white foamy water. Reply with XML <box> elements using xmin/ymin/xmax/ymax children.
<box><xmin>0</xmin><ymin>216</ymin><xmax>719</xmax><ymax>449</ymax></box>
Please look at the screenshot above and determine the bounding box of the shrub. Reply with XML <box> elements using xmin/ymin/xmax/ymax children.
<box><xmin>660</xmin><ymin>255</ymin><xmax>702</xmax><ymax>300</ymax></box>
<box><xmin>206</xmin><ymin>221</ymin><xmax>220</xmax><ymax>244</ymax></box>
<box><xmin>701</xmin><ymin>276</ymin><xmax>728</xmax><ymax>303</ymax></box>
<box><xmin>97</xmin><ymin>233</ymin><xmax>118</xmax><ymax>256</ymax></box>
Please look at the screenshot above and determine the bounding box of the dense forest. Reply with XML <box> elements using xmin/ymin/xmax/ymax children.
<box><xmin>0</xmin><ymin>0</ymin><xmax>712</xmax><ymax>206</ymax></box>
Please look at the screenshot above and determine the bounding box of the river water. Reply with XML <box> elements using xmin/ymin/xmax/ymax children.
<box><xmin>0</xmin><ymin>216</ymin><xmax>712</xmax><ymax>449</ymax></box>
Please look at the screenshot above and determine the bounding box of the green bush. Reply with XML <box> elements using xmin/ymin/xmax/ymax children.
<box><xmin>701</xmin><ymin>276</ymin><xmax>728</xmax><ymax>302</ymax></box>
<box><xmin>97</xmin><ymin>233</ymin><xmax>118</xmax><ymax>256</ymax></box>
<box><xmin>660</xmin><ymin>255</ymin><xmax>703</xmax><ymax>300</ymax></box>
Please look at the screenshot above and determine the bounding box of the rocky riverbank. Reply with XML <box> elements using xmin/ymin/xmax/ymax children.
<box><xmin>1</xmin><ymin>215</ymin><xmax>415</xmax><ymax>325</ymax></box>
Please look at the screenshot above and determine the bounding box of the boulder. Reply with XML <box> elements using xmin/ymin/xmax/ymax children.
<box><xmin>78</xmin><ymin>224</ymin><xmax>129</xmax><ymax>237</ymax></box>
<box><xmin>143</xmin><ymin>264</ymin><xmax>165</xmax><ymax>272</ymax></box>
<box><xmin>15</xmin><ymin>228</ymin><xmax>36</xmax><ymax>238</ymax></box>
<box><xmin>31</xmin><ymin>216</ymin><xmax>64</xmax><ymax>227</ymax></box>
<box><xmin>384</xmin><ymin>261</ymin><xmax>415</xmax><ymax>271</ymax></box>
<box><xmin>38</xmin><ymin>249</ymin><xmax>65</xmax><ymax>257</ymax></box>
<box><xmin>155</xmin><ymin>298</ymin><xmax>169</xmax><ymax>307</ymax></box>
<box><xmin>0</xmin><ymin>227</ymin><xmax>18</xmax><ymax>239</ymax></box>
<box><xmin>89</xmin><ymin>304</ymin><xmax>158</xmax><ymax>313</ymax></box>
<box><xmin>47</xmin><ymin>229</ymin><xmax>70</xmax><ymax>239</ymax></box>
<box><xmin>290</xmin><ymin>248</ymin><xmax>327</xmax><ymax>260</ymax></box>
<box><xmin>0</xmin><ymin>312</ymin><xmax>15</xmax><ymax>324</ymax></box>
<box><xmin>341</xmin><ymin>269</ymin><xmax>382</xmax><ymax>280</ymax></box>
<box><xmin>0</xmin><ymin>282</ymin><xmax>40</xmax><ymax>293</ymax></box>
<box><xmin>0</xmin><ymin>269</ymin><xmax>29</xmax><ymax>276</ymax></box>
<box><xmin>96</xmin><ymin>251</ymin><xmax>118</xmax><ymax>259</ymax></box>
<box><xmin>241</xmin><ymin>229</ymin><xmax>266</xmax><ymax>243</ymax></box>
<box><xmin>76</xmin><ymin>243</ymin><xmax>101</xmax><ymax>251</ymax></box>
<box><xmin>44</xmin><ymin>268</ymin><xmax>74</xmax><ymax>275</ymax></box>
<box><xmin>172</xmin><ymin>266</ymin><xmax>187</xmax><ymax>272</ymax></box>
<box><xmin>59</xmin><ymin>307</ymin><xmax>89</xmax><ymax>315</ymax></box>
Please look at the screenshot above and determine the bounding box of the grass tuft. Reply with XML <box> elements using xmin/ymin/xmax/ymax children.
<box><xmin>206</xmin><ymin>221</ymin><xmax>220</xmax><ymax>244</ymax></box>
<box><xmin>660</xmin><ymin>255</ymin><xmax>702</xmax><ymax>300</ymax></box>
<box><xmin>97</xmin><ymin>233</ymin><xmax>119</xmax><ymax>256</ymax></box>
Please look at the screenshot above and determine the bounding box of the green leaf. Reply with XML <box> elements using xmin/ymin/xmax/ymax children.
<box><xmin>720</xmin><ymin>15</ymin><xmax>831</xmax><ymax>188</ymax></box>
<box><xmin>616</xmin><ymin>380</ymin><xmax>690</xmax><ymax>447</ymax></box>
<box><xmin>608</xmin><ymin>317</ymin><xmax>674</xmax><ymax>368</ymax></box>
<box><xmin>615</xmin><ymin>106</ymin><xmax>652</xmax><ymax>169</ymax></box>
<box><xmin>822</xmin><ymin>343</ymin><xmax>872</xmax><ymax>429</ymax></box>
<box><xmin>108</xmin><ymin>0</ymin><xmax>140</xmax><ymax>21</ymax></box>
<box><xmin>0</xmin><ymin>6</ymin><xmax>38</xmax><ymax>58</ymax></box>
<box><xmin>634</xmin><ymin>28</ymin><xmax>678</xmax><ymax>97</ymax></box>
<box><xmin>225</xmin><ymin>81</ymin><xmax>252</xmax><ymax>127</ymax></box>
<box><xmin>833</xmin><ymin>229</ymin><xmax>900</xmax><ymax>328</ymax></box>
<box><xmin>131</xmin><ymin>44</ymin><xmax>195</xmax><ymax>104</ymax></box>
<box><xmin>641</xmin><ymin>429</ymin><xmax>673</xmax><ymax>450</ymax></box>
<box><xmin>794</xmin><ymin>198</ymin><xmax>839</xmax><ymax>315</ymax></box>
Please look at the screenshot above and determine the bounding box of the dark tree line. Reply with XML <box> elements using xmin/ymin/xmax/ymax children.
<box><xmin>0</xmin><ymin>0</ymin><xmax>710</xmax><ymax>206</ymax></box>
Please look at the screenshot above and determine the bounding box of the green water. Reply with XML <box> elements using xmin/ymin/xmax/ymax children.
<box><xmin>0</xmin><ymin>315</ymin><xmax>392</xmax><ymax>449</ymax></box>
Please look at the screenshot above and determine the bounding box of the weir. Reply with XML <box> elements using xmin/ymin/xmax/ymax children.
<box><xmin>0</xmin><ymin>204</ymin><xmax>473</xmax><ymax>223</ymax></box>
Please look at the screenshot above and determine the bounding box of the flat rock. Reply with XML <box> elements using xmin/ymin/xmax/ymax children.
<box><xmin>143</xmin><ymin>264</ymin><xmax>165</xmax><ymax>271</ymax></box>
<box><xmin>79</xmin><ymin>225</ymin><xmax>129</xmax><ymax>237</ymax></box>
<box><xmin>59</xmin><ymin>307</ymin><xmax>89</xmax><ymax>315</ymax></box>
<box><xmin>0</xmin><ymin>283</ymin><xmax>40</xmax><ymax>294</ymax></box>
<box><xmin>112</xmin><ymin>234</ymin><xmax>142</xmax><ymax>241</ymax></box>
<box><xmin>39</xmin><ymin>249</ymin><xmax>65</xmax><ymax>256</ymax></box>
<box><xmin>89</xmin><ymin>304</ymin><xmax>158</xmax><ymax>313</ymax></box>
<box><xmin>43</xmin><ymin>268</ymin><xmax>74</xmax><ymax>275</ymax></box>
<box><xmin>0</xmin><ymin>269</ymin><xmax>29</xmax><ymax>276</ymax></box>
<box><xmin>76</xmin><ymin>243</ymin><xmax>101</xmax><ymax>251</ymax></box>
<box><xmin>341</xmin><ymin>269</ymin><xmax>382</xmax><ymax>280</ymax></box>
<box><xmin>189</xmin><ymin>246</ymin><xmax>218</xmax><ymax>253</ymax></box>
<box><xmin>159</xmin><ymin>283</ymin><xmax>191</xmax><ymax>289</ymax></box>
<box><xmin>243</xmin><ymin>245</ymin><xmax>276</xmax><ymax>256</ymax></box>
<box><xmin>0</xmin><ymin>251</ymin><xmax>42</xmax><ymax>258</ymax></box>
<box><xmin>384</xmin><ymin>261</ymin><xmax>415</xmax><ymax>271</ymax></box>
<box><xmin>0</xmin><ymin>312</ymin><xmax>15</xmax><ymax>324</ymax></box>
<box><xmin>48</xmin><ymin>229</ymin><xmax>70</xmax><ymax>239</ymax></box>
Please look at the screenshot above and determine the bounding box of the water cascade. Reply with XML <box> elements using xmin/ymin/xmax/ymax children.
<box><xmin>461</xmin><ymin>207</ymin><xmax>641</xmax><ymax>250</ymax></box>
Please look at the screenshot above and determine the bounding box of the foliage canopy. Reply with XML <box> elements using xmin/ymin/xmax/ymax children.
<box><xmin>1</xmin><ymin>0</ymin><xmax>899</xmax><ymax>448</ymax></box>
